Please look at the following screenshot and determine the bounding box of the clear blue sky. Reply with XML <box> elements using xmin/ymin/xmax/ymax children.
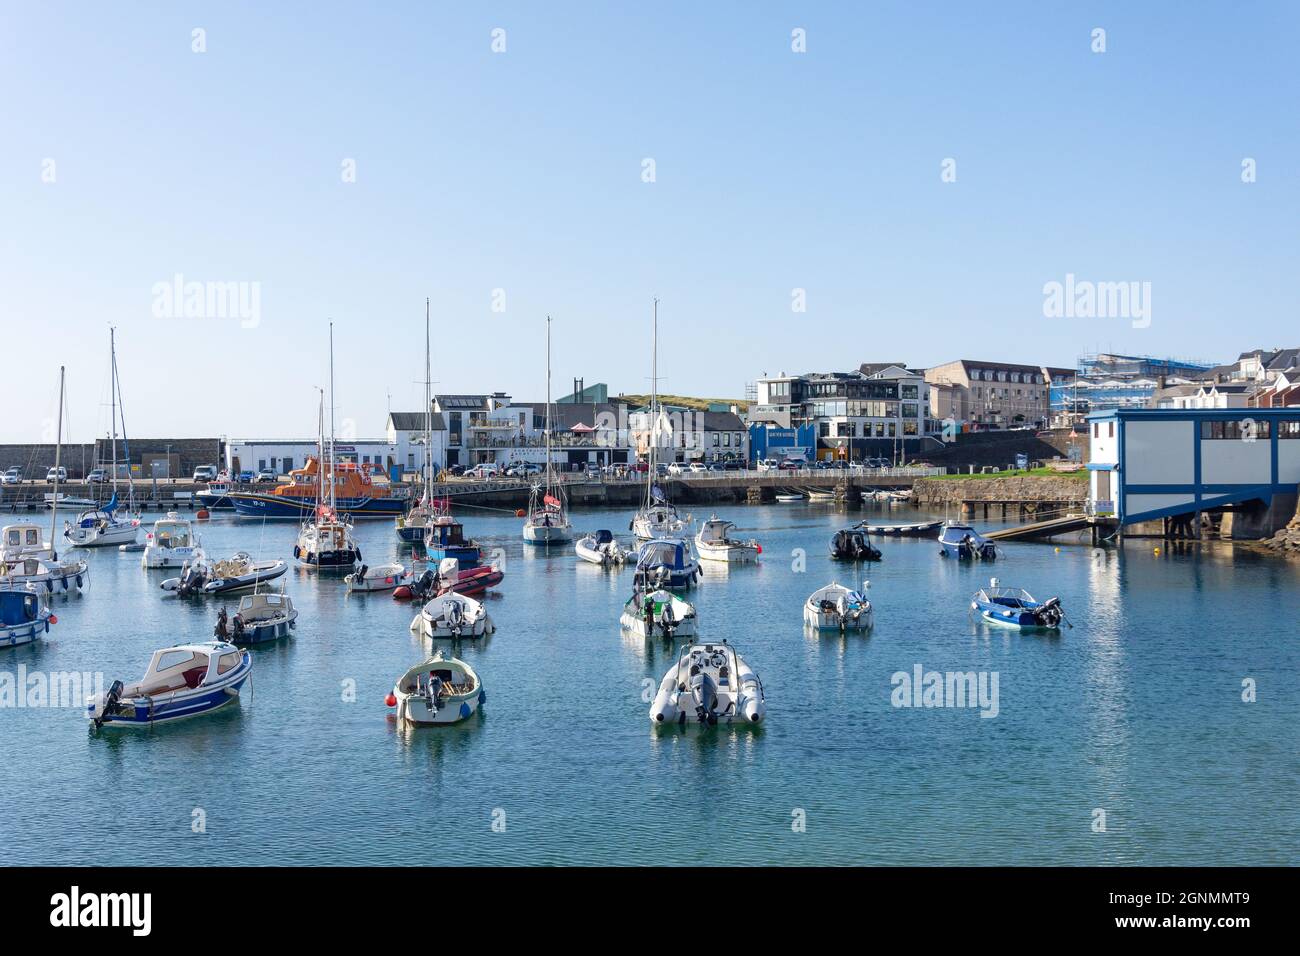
<box><xmin>3</xmin><ymin>2</ymin><xmax>1297</xmax><ymax>442</ymax></box>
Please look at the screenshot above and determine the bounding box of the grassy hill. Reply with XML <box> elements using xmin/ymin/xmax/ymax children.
<box><xmin>615</xmin><ymin>394</ymin><xmax>748</xmax><ymax>412</ymax></box>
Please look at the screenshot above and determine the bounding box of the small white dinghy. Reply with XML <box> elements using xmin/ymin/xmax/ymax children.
<box><xmin>650</xmin><ymin>641</ymin><xmax>765</xmax><ymax>726</ymax></box>
<box><xmin>410</xmin><ymin>591</ymin><xmax>495</xmax><ymax>640</ymax></box>
<box><xmin>693</xmin><ymin>515</ymin><xmax>760</xmax><ymax>564</ymax></box>
<box><xmin>575</xmin><ymin>529</ymin><xmax>630</xmax><ymax>567</ymax></box>
<box><xmin>775</xmin><ymin>493</ymin><xmax>804</xmax><ymax>503</ymax></box>
<box><xmin>619</xmin><ymin>587</ymin><xmax>698</xmax><ymax>639</ymax></box>
<box><xmin>387</xmin><ymin>649</ymin><xmax>484</xmax><ymax>725</ymax></box>
<box><xmin>345</xmin><ymin>562</ymin><xmax>412</xmax><ymax>593</ymax></box>
<box><xmin>804</xmin><ymin>581</ymin><xmax>873</xmax><ymax>631</ymax></box>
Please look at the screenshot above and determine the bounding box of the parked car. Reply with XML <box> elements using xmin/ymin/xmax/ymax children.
<box><xmin>1</xmin><ymin>468</ymin><xmax>22</xmax><ymax>484</ymax></box>
<box><xmin>85</xmin><ymin>468</ymin><xmax>108</xmax><ymax>484</ymax></box>
<box><xmin>505</xmin><ymin>462</ymin><xmax>541</xmax><ymax>477</ymax></box>
<box><xmin>724</xmin><ymin>460</ymin><xmax>745</xmax><ymax>471</ymax></box>
<box><xmin>465</xmin><ymin>464</ymin><xmax>500</xmax><ymax>479</ymax></box>
<box><xmin>237</xmin><ymin>470</ymin><xmax>255</xmax><ymax>483</ymax></box>
<box><xmin>254</xmin><ymin>468</ymin><xmax>278</xmax><ymax>484</ymax></box>
<box><xmin>193</xmin><ymin>465</ymin><xmax>218</xmax><ymax>482</ymax></box>
<box><xmin>687</xmin><ymin>462</ymin><xmax>707</xmax><ymax>474</ymax></box>
<box><xmin>778</xmin><ymin>459</ymin><xmax>803</xmax><ymax>471</ymax></box>
<box><xmin>46</xmin><ymin>466</ymin><xmax>68</xmax><ymax>482</ymax></box>
<box><xmin>666</xmin><ymin>463</ymin><xmax>685</xmax><ymax>476</ymax></box>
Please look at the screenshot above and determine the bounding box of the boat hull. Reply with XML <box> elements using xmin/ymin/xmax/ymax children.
<box><xmin>396</xmin><ymin>689</ymin><xmax>484</xmax><ymax>725</ymax></box>
<box><xmin>230</xmin><ymin>492</ymin><xmax>405</xmax><ymax>518</ymax></box>
<box><xmin>232</xmin><ymin>615</ymin><xmax>296</xmax><ymax>644</ymax></box>
<box><xmin>87</xmin><ymin>655</ymin><xmax>251</xmax><ymax>727</ymax></box>
<box><xmin>695</xmin><ymin>543</ymin><xmax>759</xmax><ymax>564</ymax></box>
<box><xmin>523</xmin><ymin>523</ymin><xmax>572</xmax><ymax>545</ymax></box>
<box><xmin>0</xmin><ymin>618</ymin><xmax>52</xmax><ymax>648</ymax></box>
<box><xmin>65</xmin><ymin>521</ymin><xmax>139</xmax><ymax>548</ymax></box>
<box><xmin>804</xmin><ymin>605</ymin><xmax>874</xmax><ymax>631</ymax></box>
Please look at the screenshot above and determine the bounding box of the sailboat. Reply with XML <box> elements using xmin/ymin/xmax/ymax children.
<box><xmin>2</xmin><ymin>367</ymin><xmax>89</xmax><ymax>595</ymax></box>
<box><xmin>294</xmin><ymin>325</ymin><xmax>360</xmax><ymax>568</ymax></box>
<box><xmin>64</xmin><ymin>328</ymin><xmax>140</xmax><ymax>548</ymax></box>
<box><xmin>632</xmin><ymin>299</ymin><xmax>689</xmax><ymax>541</ymax></box>
<box><xmin>522</xmin><ymin>316</ymin><xmax>572</xmax><ymax>545</ymax></box>
<box><xmin>396</xmin><ymin>298</ymin><xmax>443</xmax><ymax>542</ymax></box>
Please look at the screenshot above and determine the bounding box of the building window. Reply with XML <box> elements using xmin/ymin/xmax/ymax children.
<box><xmin>1201</xmin><ymin>420</ymin><xmax>1271</xmax><ymax>440</ymax></box>
<box><xmin>1280</xmin><ymin>420</ymin><xmax>1300</xmax><ymax>439</ymax></box>
<box><xmin>1108</xmin><ymin>422</ymin><xmax>1114</xmax><ymax>438</ymax></box>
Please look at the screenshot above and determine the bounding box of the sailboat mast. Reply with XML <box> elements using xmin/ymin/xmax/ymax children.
<box><xmin>545</xmin><ymin>315</ymin><xmax>552</xmax><ymax>492</ymax></box>
<box><xmin>647</xmin><ymin>298</ymin><xmax>658</xmax><ymax>502</ymax></box>
<box><xmin>109</xmin><ymin>327</ymin><xmax>118</xmax><ymax>501</ymax></box>
<box><xmin>316</xmin><ymin>389</ymin><xmax>325</xmax><ymax>514</ymax></box>
<box><xmin>424</xmin><ymin>298</ymin><xmax>432</xmax><ymax>501</ymax></box>
<box><xmin>328</xmin><ymin>322</ymin><xmax>336</xmax><ymax>510</ymax></box>
<box><xmin>50</xmin><ymin>366</ymin><xmax>65</xmax><ymax>545</ymax></box>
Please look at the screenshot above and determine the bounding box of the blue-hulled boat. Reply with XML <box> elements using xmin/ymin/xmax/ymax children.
<box><xmin>422</xmin><ymin>504</ymin><xmax>482</xmax><ymax>565</ymax></box>
<box><xmin>938</xmin><ymin>521</ymin><xmax>997</xmax><ymax>560</ymax></box>
<box><xmin>0</xmin><ymin>586</ymin><xmax>55</xmax><ymax>648</ymax></box>
<box><xmin>633</xmin><ymin>538</ymin><xmax>702</xmax><ymax>590</ymax></box>
<box><xmin>971</xmin><ymin>579</ymin><xmax>1067</xmax><ymax>630</ymax></box>
<box><xmin>87</xmin><ymin>640</ymin><xmax>252</xmax><ymax>727</ymax></box>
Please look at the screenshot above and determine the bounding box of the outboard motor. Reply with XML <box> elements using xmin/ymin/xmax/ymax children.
<box><xmin>445</xmin><ymin>600</ymin><xmax>465</xmax><ymax>637</ymax></box>
<box><xmin>424</xmin><ymin>675</ymin><xmax>443</xmax><ymax>713</ymax></box>
<box><xmin>414</xmin><ymin>568</ymin><xmax>437</xmax><ymax>600</ymax></box>
<box><xmin>355</xmin><ymin>564</ymin><xmax>369</xmax><ymax>582</ymax></box>
<box><xmin>214</xmin><ymin>607</ymin><xmax>228</xmax><ymax>639</ymax></box>
<box><xmin>231</xmin><ymin>615</ymin><xmax>246</xmax><ymax>641</ymax></box>
<box><xmin>659</xmin><ymin>600</ymin><xmax>677</xmax><ymax>638</ymax></box>
<box><xmin>689</xmin><ymin>666</ymin><xmax>718</xmax><ymax>725</ymax></box>
<box><xmin>1035</xmin><ymin>597</ymin><xmax>1063</xmax><ymax>628</ymax></box>
<box><xmin>93</xmin><ymin>679</ymin><xmax>125</xmax><ymax>728</ymax></box>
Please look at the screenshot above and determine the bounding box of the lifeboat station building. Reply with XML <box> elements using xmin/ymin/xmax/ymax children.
<box><xmin>1087</xmin><ymin>408</ymin><xmax>1300</xmax><ymax>538</ymax></box>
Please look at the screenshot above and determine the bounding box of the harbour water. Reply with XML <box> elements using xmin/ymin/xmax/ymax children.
<box><xmin>2</xmin><ymin>503</ymin><xmax>1297</xmax><ymax>866</ymax></box>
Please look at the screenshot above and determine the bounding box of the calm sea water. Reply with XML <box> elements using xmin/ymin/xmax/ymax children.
<box><xmin>2</xmin><ymin>501</ymin><xmax>1297</xmax><ymax>866</ymax></box>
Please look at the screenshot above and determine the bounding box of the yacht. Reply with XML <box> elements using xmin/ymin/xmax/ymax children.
<box><xmin>522</xmin><ymin>316</ymin><xmax>572</xmax><ymax>545</ymax></box>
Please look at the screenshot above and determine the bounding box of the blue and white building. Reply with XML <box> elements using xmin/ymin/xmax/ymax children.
<box><xmin>1087</xmin><ymin>408</ymin><xmax>1300</xmax><ymax>533</ymax></box>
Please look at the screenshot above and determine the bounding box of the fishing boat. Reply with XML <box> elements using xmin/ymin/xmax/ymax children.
<box><xmin>397</xmin><ymin>299</ymin><xmax>446</xmax><ymax>542</ymax></box>
<box><xmin>195</xmin><ymin>482</ymin><xmax>236</xmax><ymax>510</ymax></box>
<box><xmin>345</xmin><ymin>562</ymin><xmax>412</xmax><ymax>593</ymax></box>
<box><xmin>694</xmin><ymin>516</ymin><xmax>761</xmax><ymax>564</ymax></box>
<box><xmin>2</xmin><ymin>372</ymin><xmax>89</xmax><ymax>595</ymax></box>
<box><xmin>216</xmin><ymin>591</ymin><xmax>298</xmax><ymax>644</ymax></box>
<box><xmin>87</xmin><ymin>640</ymin><xmax>251</xmax><ymax>728</ymax></box>
<box><xmin>804</xmin><ymin>581</ymin><xmax>873</xmax><ymax>631</ymax></box>
<box><xmin>161</xmin><ymin>551</ymin><xmax>288</xmax><ymax>596</ymax></box>
<box><xmin>141</xmin><ymin>512</ymin><xmax>202</xmax><ymax>569</ymax></box>
<box><xmin>394</xmin><ymin>558</ymin><xmax>503</xmax><ymax>601</ymax></box>
<box><xmin>869</xmin><ymin>520</ymin><xmax>943</xmax><ymax>537</ymax></box>
<box><xmin>522</xmin><ymin>316</ymin><xmax>573</xmax><ymax>545</ymax></box>
<box><xmin>649</xmin><ymin>641</ymin><xmax>765</xmax><ymax>726</ymax></box>
<box><xmin>0</xmin><ymin>585</ymin><xmax>56</xmax><ymax>648</ymax></box>
<box><xmin>938</xmin><ymin>521</ymin><xmax>997</xmax><ymax>560</ymax></box>
<box><xmin>65</xmin><ymin>330</ymin><xmax>141</xmax><ymax>548</ymax></box>
<box><xmin>410</xmin><ymin>591</ymin><xmax>495</xmax><ymax>640</ymax></box>
<box><xmin>631</xmin><ymin>301</ymin><xmax>691</xmax><ymax>541</ymax></box>
<box><xmin>971</xmin><ymin>578</ymin><xmax>1067</xmax><ymax>630</ymax></box>
<box><xmin>575</xmin><ymin>529</ymin><xmax>631</xmax><ymax>566</ymax></box>
<box><xmin>387</xmin><ymin>650</ymin><xmax>484</xmax><ymax>726</ymax></box>
<box><xmin>619</xmin><ymin>586</ymin><xmax>697</xmax><ymax>639</ymax></box>
<box><xmin>829</xmin><ymin>524</ymin><xmax>881</xmax><ymax>561</ymax></box>
<box><xmin>633</xmin><ymin>538</ymin><xmax>701</xmax><ymax>590</ymax></box>
<box><xmin>1</xmin><ymin>523</ymin><xmax>88</xmax><ymax>595</ymax></box>
<box><xmin>422</xmin><ymin>500</ymin><xmax>481</xmax><ymax>564</ymax></box>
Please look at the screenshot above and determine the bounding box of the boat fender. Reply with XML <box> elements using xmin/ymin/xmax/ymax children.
<box><xmin>478</xmin><ymin>689</ymin><xmax>486</xmax><ymax>704</ymax></box>
<box><xmin>293</xmin><ymin>545</ymin><xmax>301</xmax><ymax>559</ymax></box>
<box><xmin>44</xmin><ymin>579</ymin><xmax>53</xmax><ymax>592</ymax></box>
<box><xmin>459</xmin><ymin>702</ymin><xmax>471</xmax><ymax>720</ymax></box>
<box><xmin>385</xmin><ymin>693</ymin><xmax>396</xmax><ymax>707</ymax></box>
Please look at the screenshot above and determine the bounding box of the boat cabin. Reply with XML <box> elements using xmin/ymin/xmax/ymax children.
<box><xmin>151</xmin><ymin>514</ymin><xmax>194</xmax><ymax>549</ymax></box>
<box><xmin>0</xmin><ymin>589</ymin><xmax>43</xmax><ymax>627</ymax></box>
<box><xmin>2</xmin><ymin>523</ymin><xmax>47</xmax><ymax>559</ymax></box>
<box><xmin>237</xmin><ymin>592</ymin><xmax>293</xmax><ymax>622</ymax></box>
<box><xmin>127</xmin><ymin>642</ymin><xmax>243</xmax><ymax>697</ymax></box>
<box><xmin>697</xmin><ymin>519</ymin><xmax>737</xmax><ymax>545</ymax></box>
<box><xmin>637</xmin><ymin>539</ymin><xmax>692</xmax><ymax>571</ymax></box>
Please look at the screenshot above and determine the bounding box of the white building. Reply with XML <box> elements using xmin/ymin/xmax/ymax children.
<box><xmin>386</xmin><ymin>412</ymin><xmax>448</xmax><ymax>479</ymax></box>
<box><xmin>224</xmin><ymin>439</ymin><xmax>397</xmax><ymax>478</ymax></box>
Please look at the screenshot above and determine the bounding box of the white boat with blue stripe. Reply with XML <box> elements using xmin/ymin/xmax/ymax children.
<box><xmin>971</xmin><ymin>578</ymin><xmax>1069</xmax><ymax>630</ymax></box>
<box><xmin>87</xmin><ymin>640</ymin><xmax>252</xmax><ymax>728</ymax></box>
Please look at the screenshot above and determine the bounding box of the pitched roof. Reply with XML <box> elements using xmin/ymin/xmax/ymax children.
<box><xmin>388</xmin><ymin>411</ymin><xmax>446</xmax><ymax>431</ymax></box>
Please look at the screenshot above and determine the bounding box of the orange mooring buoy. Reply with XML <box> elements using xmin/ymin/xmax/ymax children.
<box><xmin>196</xmin><ymin>509</ymin><xmax>210</xmax><ymax>520</ymax></box>
<box><xmin>515</xmin><ymin>509</ymin><xmax>526</xmax><ymax>518</ymax></box>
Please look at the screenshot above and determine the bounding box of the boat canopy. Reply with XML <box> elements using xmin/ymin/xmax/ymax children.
<box><xmin>637</xmin><ymin>539</ymin><xmax>691</xmax><ymax>571</ymax></box>
<box><xmin>698</xmin><ymin>518</ymin><xmax>735</xmax><ymax>543</ymax></box>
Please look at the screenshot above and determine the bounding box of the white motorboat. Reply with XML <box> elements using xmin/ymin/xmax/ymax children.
<box><xmin>575</xmin><ymin>529</ymin><xmax>631</xmax><ymax>566</ymax></box>
<box><xmin>161</xmin><ymin>551</ymin><xmax>288</xmax><ymax>596</ymax></box>
<box><xmin>619</xmin><ymin>587</ymin><xmax>698</xmax><ymax>639</ymax></box>
<box><xmin>649</xmin><ymin>641</ymin><xmax>765</xmax><ymax>726</ymax></box>
<box><xmin>141</xmin><ymin>512</ymin><xmax>202</xmax><ymax>568</ymax></box>
<box><xmin>807</xmin><ymin>490</ymin><xmax>836</xmax><ymax>501</ymax></box>
<box><xmin>633</xmin><ymin>537</ymin><xmax>701</xmax><ymax>589</ymax></box>
<box><xmin>939</xmin><ymin>520</ymin><xmax>997</xmax><ymax>560</ymax></box>
<box><xmin>388</xmin><ymin>650</ymin><xmax>485</xmax><ymax>725</ymax></box>
<box><xmin>804</xmin><ymin>581</ymin><xmax>873</xmax><ymax>631</ymax></box>
<box><xmin>87</xmin><ymin>640</ymin><xmax>251</xmax><ymax>728</ymax></box>
<box><xmin>775</xmin><ymin>493</ymin><xmax>805</xmax><ymax>503</ymax></box>
<box><xmin>410</xmin><ymin>591</ymin><xmax>495</xmax><ymax>640</ymax></box>
<box><xmin>694</xmin><ymin>516</ymin><xmax>760</xmax><ymax>564</ymax></box>
<box><xmin>216</xmin><ymin>591</ymin><xmax>298</xmax><ymax>644</ymax></box>
<box><xmin>522</xmin><ymin>316</ymin><xmax>573</xmax><ymax>546</ymax></box>
<box><xmin>345</xmin><ymin>562</ymin><xmax>412</xmax><ymax>593</ymax></box>
<box><xmin>0</xmin><ymin>585</ymin><xmax>57</xmax><ymax>648</ymax></box>
<box><xmin>1</xmin><ymin>522</ymin><xmax>88</xmax><ymax>595</ymax></box>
